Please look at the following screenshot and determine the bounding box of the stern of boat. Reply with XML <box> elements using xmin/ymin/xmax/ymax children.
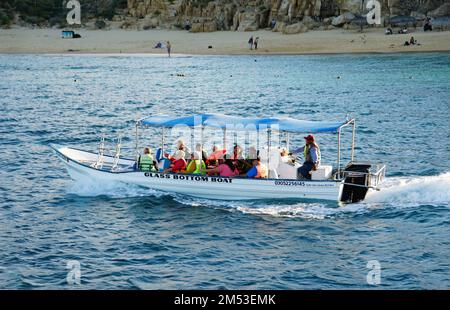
<box><xmin>339</xmin><ymin>162</ymin><xmax>386</xmax><ymax>203</ymax></box>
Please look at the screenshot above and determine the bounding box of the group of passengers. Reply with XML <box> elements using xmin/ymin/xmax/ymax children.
<box><xmin>137</xmin><ymin>134</ymin><xmax>320</xmax><ymax>180</ymax></box>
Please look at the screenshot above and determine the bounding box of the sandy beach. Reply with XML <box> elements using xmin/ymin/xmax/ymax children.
<box><xmin>1</xmin><ymin>27</ymin><xmax>450</xmax><ymax>55</ymax></box>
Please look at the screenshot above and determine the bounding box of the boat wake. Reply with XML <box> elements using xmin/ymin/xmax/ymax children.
<box><xmin>175</xmin><ymin>173</ymin><xmax>450</xmax><ymax>219</ymax></box>
<box><xmin>66</xmin><ymin>172</ymin><xmax>450</xmax><ymax>219</ymax></box>
<box><xmin>67</xmin><ymin>178</ymin><xmax>165</xmax><ymax>199</ymax></box>
<box><xmin>173</xmin><ymin>196</ymin><xmax>371</xmax><ymax>220</ymax></box>
<box><xmin>365</xmin><ymin>172</ymin><xmax>450</xmax><ymax>205</ymax></box>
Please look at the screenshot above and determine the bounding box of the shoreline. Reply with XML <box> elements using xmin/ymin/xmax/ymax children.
<box><xmin>1</xmin><ymin>47</ymin><xmax>449</xmax><ymax>56</ymax></box>
<box><xmin>1</xmin><ymin>27</ymin><xmax>450</xmax><ymax>55</ymax></box>
<box><xmin>2</xmin><ymin>50</ymin><xmax>450</xmax><ymax>56</ymax></box>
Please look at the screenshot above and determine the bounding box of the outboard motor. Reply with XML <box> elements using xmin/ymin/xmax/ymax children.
<box><xmin>340</xmin><ymin>162</ymin><xmax>372</xmax><ymax>203</ymax></box>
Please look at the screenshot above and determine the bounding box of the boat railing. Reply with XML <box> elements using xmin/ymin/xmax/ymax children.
<box><xmin>340</xmin><ymin>164</ymin><xmax>386</xmax><ymax>191</ymax></box>
<box><xmin>90</xmin><ymin>134</ymin><xmax>136</xmax><ymax>171</ymax></box>
<box><xmin>91</xmin><ymin>134</ymin><xmax>106</xmax><ymax>169</ymax></box>
<box><xmin>111</xmin><ymin>135</ymin><xmax>122</xmax><ymax>172</ymax></box>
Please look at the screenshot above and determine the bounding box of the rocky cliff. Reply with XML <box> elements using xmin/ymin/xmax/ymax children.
<box><xmin>2</xmin><ymin>0</ymin><xmax>449</xmax><ymax>31</ymax></box>
<box><xmin>122</xmin><ymin>0</ymin><xmax>450</xmax><ymax>32</ymax></box>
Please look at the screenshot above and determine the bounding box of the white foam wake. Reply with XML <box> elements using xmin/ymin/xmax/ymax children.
<box><xmin>365</xmin><ymin>172</ymin><xmax>450</xmax><ymax>205</ymax></box>
<box><xmin>173</xmin><ymin>196</ymin><xmax>344</xmax><ymax>220</ymax></box>
<box><xmin>175</xmin><ymin>173</ymin><xmax>450</xmax><ymax>219</ymax></box>
<box><xmin>66</xmin><ymin>173</ymin><xmax>450</xmax><ymax>218</ymax></box>
<box><xmin>67</xmin><ymin>178</ymin><xmax>165</xmax><ymax>199</ymax></box>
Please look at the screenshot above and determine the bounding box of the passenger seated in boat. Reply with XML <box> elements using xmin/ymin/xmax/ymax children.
<box><xmin>137</xmin><ymin>147</ymin><xmax>156</xmax><ymax>172</ymax></box>
<box><xmin>182</xmin><ymin>152</ymin><xmax>206</xmax><ymax>175</ymax></box>
<box><xmin>292</xmin><ymin>134</ymin><xmax>321</xmax><ymax>179</ymax></box>
<box><xmin>176</xmin><ymin>139</ymin><xmax>190</xmax><ymax>160</ymax></box>
<box><xmin>247</xmin><ymin>146</ymin><xmax>257</xmax><ymax>160</ymax></box>
<box><xmin>208</xmin><ymin>145</ymin><xmax>226</xmax><ymax>165</ymax></box>
<box><xmin>231</xmin><ymin>144</ymin><xmax>243</xmax><ymax>160</ymax></box>
<box><xmin>280</xmin><ymin>148</ymin><xmax>294</xmax><ymax>164</ymax></box>
<box><xmin>240</xmin><ymin>146</ymin><xmax>257</xmax><ymax>173</ymax></box>
<box><xmin>155</xmin><ymin>147</ymin><xmax>171</xmax><ymax>171</ymax></box>
<box><xmin>163</xmin><ymin>150</ymin><xmax>186</xmax><ymax>173</ymax></box>
<box><xmin>245</xmin><ymin>157</ymin><xmax>268</xmax><ymax>179</ymax></box>
<box><xmin>231</xmin><ymin>144</ymin><xmax>248</xmax><ymax>173</ymax></box>
<box><xmin>203</xmin><ymin>155</ymin><xmax>239</xmax><ymax>177</ymax></box>
<box><xmin>195</xmin><ymin>143</ymin><xmax>208</xmax><ymax>163</ymax></box>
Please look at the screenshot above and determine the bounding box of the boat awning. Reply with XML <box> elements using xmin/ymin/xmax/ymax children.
<box><xmin>139</xmin><ymin>113</ymin><xmax>348</xmax><ymax>133</ymax></box>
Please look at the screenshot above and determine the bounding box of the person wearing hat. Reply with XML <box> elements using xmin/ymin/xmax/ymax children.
<box><xmin>176</xmin><ymin>139</ymin><xmax>191</xmax><ymax>160</ymax></box>
<box><xmin>280</xmin><ymin>147</ymin><xmax>295</xmax><ymax>165</ymax></box>
<box><xmin>292</xmin><ymin>134</ymin><xmax>321</xmax><ymax>179</ymax></box>
<box><xmin>163</xmin><ymin>150</ymin><xmax>187</xmax><ymax>173</ymax></box>
<box><xmin>244</xmin><ymin>156</ymin><xmax>268</xmax><ymax>179</ymax></box>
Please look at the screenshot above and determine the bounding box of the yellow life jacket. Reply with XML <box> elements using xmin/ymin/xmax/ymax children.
<box><xmin>193</xmin><ymin>160</ymin><xmax>206</xmax><ymax>175</ymax></box>
<box><xmin>185</xmin><ymin>160</ymin><xmax>197</xmax><ymax>174</ymax></box>
<box><xmin>304</xmin><ymin>143</ymin><xmax>321</xmax><ymax>164</ymax></box>
<box><xmin>184</xmin><ymin>160</ymin><xmax>206</xmax><ymax>175</ymax></box>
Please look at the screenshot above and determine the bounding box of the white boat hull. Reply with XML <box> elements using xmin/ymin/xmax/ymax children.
<box><xmin>53</xmin><ymin>145</ymin><xmax>344</xmax><ymax>201</ymax></box>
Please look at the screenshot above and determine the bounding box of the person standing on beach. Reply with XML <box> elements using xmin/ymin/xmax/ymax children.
<box><xmin>166</xmin><ymin>41</ymin><xmax>171</xmax><ymax>57</ymax></box>
<box><xmin>254</xmin><ymin>37</ymin><xmax>259</xmax><ymax>50</ymax></box>
<box><xmin>270</xmin><ymin>18</ymin><xmax>276</xmax><ymax>29</ymax></box>
<box><xmin>248</xmin><ymin>36</ymin><xmax>253</xmax><ymax>50</ymax></box>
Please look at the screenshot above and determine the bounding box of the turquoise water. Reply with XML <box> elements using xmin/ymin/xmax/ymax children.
<box><xmin>0</xmin><ymin>53</ymin><xmax>449</xmax><ymax>289</ymax></box>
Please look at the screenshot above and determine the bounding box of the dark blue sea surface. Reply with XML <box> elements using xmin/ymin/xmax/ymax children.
<box><xmin>0</xmin><ymin>53</ymin><xmax>449</xmax><ymax>289</ymax></box>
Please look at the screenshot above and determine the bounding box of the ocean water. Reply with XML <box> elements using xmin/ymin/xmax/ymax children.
<box><xmin>0</xmin><ymin>53</ymin><xmax>449</xmax><ymax>289</ymax></box>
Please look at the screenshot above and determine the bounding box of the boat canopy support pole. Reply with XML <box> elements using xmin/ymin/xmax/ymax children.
<box><xmin>135</xmin><ymin>122</ymin><xmax>139</xmax><ymax>161</ymax></box>
<box><xmin>335</xmin><ymin>118</ymin><xmax>355</xmax><ymax>178</ymax></box>
<box><xmin>201</xmin><ymin>126</ymin><xmax>204</xmax><ymax>149</ymax></box>
<box><xmin>278</xmin><ymin>130</ymin><xmax>281</xmax><ymax>150</ymax></box>
<box><xmin>351</xmin><ymin>119</ymin><xmax>356</xmax><ymax>162</ymax></box>
<box><xmin>286</xmin><ymin>132</ymin><xmax>290</xmax><ymax>152</ymax></box>
<box><xmin>337</xmin><ymin>128</ymin><xmax>341</xmax><ymax>178</ymax></box>
<box><xmin>161</xmin><ymin>127</ymin><xmax>165</xmax><ymax>155</ymax></box>
<box><xmin>267</xmin><ymin>128</ymin><xmax>271</xmax><ymax>176</ymax></box>
<box><xmin>112</xmin><ymin>135</ymin><xmax>122</xmax><ymax>171</ymax></box>
<box><xmin>223</xmin><ymin>128</ymin><xmax>227</xmax><ymax>151</ymax></box>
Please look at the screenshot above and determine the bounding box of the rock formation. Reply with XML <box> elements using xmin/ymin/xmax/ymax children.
<box><xmin>3</xmin><ymin>0</ymin><xmax>449</xmax><ymax>32</ymax></box>
<box><xmin>123</xmin><ymin>0</ymin><xmax>450</xmax><ymax>32</ymax></box>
